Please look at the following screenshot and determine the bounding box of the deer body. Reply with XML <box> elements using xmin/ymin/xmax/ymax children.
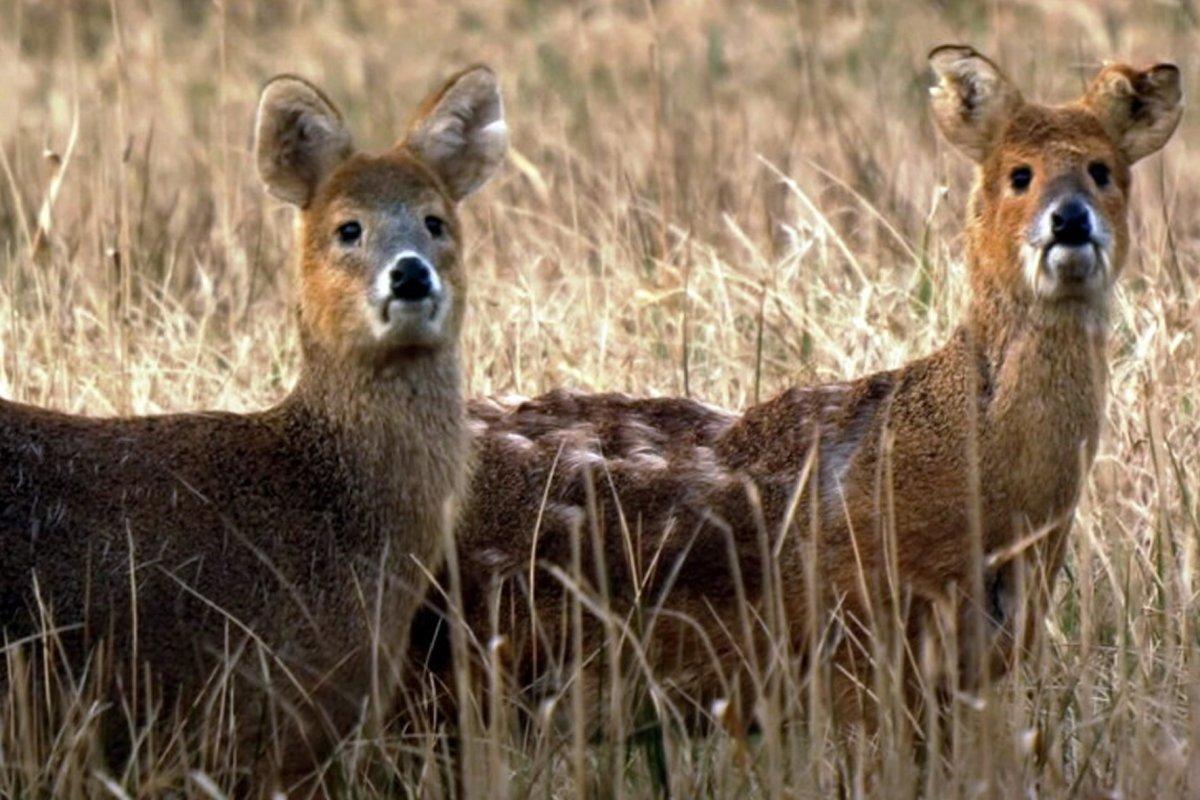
<box><xmin>410</xmin><ymin>49</ymin><xmax>1180</xmax><ymax>725</ymax></box>
<box><xmin>1</xmin><ymin>356</ymin><xmax>463</xmax><ymax>742</ymax></box>
<box><xmin>1</xmin><ymin>66</ymin><xmax>507</xmax><ymax>793</ymax></box>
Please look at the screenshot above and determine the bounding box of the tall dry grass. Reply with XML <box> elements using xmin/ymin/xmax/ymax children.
<box><xmin>1</xmin><ymin>0</ymin><xmax>1198</xmax><ymax>797</ymax></box>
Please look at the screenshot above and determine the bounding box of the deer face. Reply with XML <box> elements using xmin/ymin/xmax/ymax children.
<box><xmin>254</xmin><ymin>67</ymin><xmax>507</xmax><ymax>363</ymax></box>
<box><xmin>987</xmin><ymin>107</ymin><xmax>1125</xmax><ymax>303</ymax></box>
<box><xmin>929</xmin><ymin>47</ymin><xmax>1182</xmax><ymax>308</ymax></box>
<box><xmin>300</xmin><ymin>154</ymin><xmax>460</xmax><ymax>353</ymax></box>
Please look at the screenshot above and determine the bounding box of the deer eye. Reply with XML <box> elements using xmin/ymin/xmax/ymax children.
<box><xmin>424</xmin><ymin>215</ymin><xmax>446</xmax><ymax>238</ymax></box>
<box><xmin>1009</xmin><ymin>166</ymin><xmax>1033</xmax><ymax>193</ymax></box>
<box><xmin>335</xmin><ymin>220</ymin><xmax>362</xmax><ymax>246</ymax></box>
<box><xmin>1088</xmin><ymin>161</ymin><xmax>1111</xmax><ymax>188</ymax></box>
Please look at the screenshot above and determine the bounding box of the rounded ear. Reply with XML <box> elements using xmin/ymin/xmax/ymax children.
<box><xmin>402</xmin><ymin>65</ymin><xmax>508</xmax><ymax>201</ymax></box>
<box><xmin>928</xmin><ymin>45</ymin><xmax>1024</xmax><ymax>163</ymax></box>
<box><xmin>255</xmin><ymin>76</ymin><xmax>354</xmax><ymax>207</ymax></box>
<box><xmin>1083</xmin><ymin>63</ymin><xmax>1183</xmax><ymax>163</ymax></box>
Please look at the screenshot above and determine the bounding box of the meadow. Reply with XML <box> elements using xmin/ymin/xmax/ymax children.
<box><xmin>1</xmin><ymin>0</ymin><xmax>1199</xmax><ymax>797</ymax></box>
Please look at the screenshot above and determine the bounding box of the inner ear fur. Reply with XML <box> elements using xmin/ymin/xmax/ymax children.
<box><xmin>928</xmin><ymin>44</ymin><xmax>1024</xmax><ymax>163</ymax></box>
<box><xmin>1083</xmin><ymin>62</ymin><xmax>1183</xmax><ymax>163</ymax></box>
<box><xmin>255</xmin><ymin>76</ymin><xmax>354</xmax><ymax>207</ymax></box>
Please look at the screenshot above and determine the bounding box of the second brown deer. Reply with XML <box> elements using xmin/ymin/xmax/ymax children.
<box><xmin>406</xmin><ymin>47</ymin><xmax>1182</xmax><ymax>735</ymax></box>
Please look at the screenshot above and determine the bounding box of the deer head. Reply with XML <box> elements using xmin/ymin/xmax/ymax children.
<box><xmin>254</xmin><ymin>67</ymin><xmax>508</xmax><ymax>366</ymax></box>
<box><xmin>930</xmin><ymin>45</ymin><xmax>1182</xmax><ymax>310</ymax></box>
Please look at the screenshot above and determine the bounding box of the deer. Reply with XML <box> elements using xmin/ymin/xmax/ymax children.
<box><xmin>0</xmin><ymin>65</ymin><xmax>506</xmax><ymax>796</ymax></box>
<box><xmin>405</xmin><ymin>47</ymin><xmax>1182</xmax><ymax>739</ymax></box>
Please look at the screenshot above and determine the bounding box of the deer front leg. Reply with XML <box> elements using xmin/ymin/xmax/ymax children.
<box><xmin>954</xmin><ymin>520</ymin><xmax>1072</xmax><ymax>689</ymax></box>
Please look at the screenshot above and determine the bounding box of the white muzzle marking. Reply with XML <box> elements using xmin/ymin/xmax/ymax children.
<box><xmin>1022</xmin><ymin>199</ymin><xmax>1113</xmax><ymax>302</ymax></box>
<box><xmin>368</xmin><ymin>250</ymin><xmax>448</xmax><ymax>343</ymax></box>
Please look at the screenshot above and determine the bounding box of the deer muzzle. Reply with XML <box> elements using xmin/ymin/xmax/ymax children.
<box><xmin>1024</xmin><ymin>193</ymin><xmax>1112</xmax><ymax>302</ymax></box>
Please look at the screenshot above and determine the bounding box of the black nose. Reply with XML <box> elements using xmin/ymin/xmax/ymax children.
<box><xmin>390</xmin><ymin>256</ymin><xmax>434</xmax><ymax>302</ymax></box>
<box><xmin>1050</xmin><ymin>199</ymin><xmax>1092</xmax><ymax>246</ymax></box>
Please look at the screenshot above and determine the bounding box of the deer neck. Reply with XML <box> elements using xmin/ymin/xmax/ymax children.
<box><xmin>961</xmin><ymin>267</ymin><xmax>1110</xmax><ymax>512</ymax></box>
<box><xmin>965</xmin><ymin>272</ymin><xmax>1109</xmax><ymax>400</ymax></box>
<box><xmin>284</xmin><ymin>330</ymin><xmax>468</xmax><ymax>542</ymax></box>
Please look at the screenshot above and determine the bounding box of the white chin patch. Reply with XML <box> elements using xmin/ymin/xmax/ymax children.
<box><xmin>367</xmin><ymin>288</ymin><xmax>451</xmax><ymax>345</ymax></box>
<box><xmin>1046</xmin><ymin>244</ymin><xmax>1098</xmax><ymax>281</ymax></box>
<box><xmin>1024</xmin><ymin>243</ymin><xmax>1110</xmax><ymax>301</ymax></box>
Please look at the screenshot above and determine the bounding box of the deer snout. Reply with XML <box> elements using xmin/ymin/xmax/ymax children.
<box><xmin>1049</xmin><ymin>198</ymin><xmax>1092</xmax><ymax>247</ymax></box>
<box><xmin>390</xmin><ymin>255</ymin><xmax>438</xmax><ymax>302</ymax></box>
<box><xmin>1044</xmin><ymin>195</ymin><xmax>1104</xmax><ymax>285</ymax></box>
<box><xmin>371</xmin><ymin>251</ymin><xmax>448</xmax><ymax>342</ymax></box>
<box><xmin>1022</xmin><ymin>194</ymin><xmax>1111</xmax><ymax>302</ymax></box>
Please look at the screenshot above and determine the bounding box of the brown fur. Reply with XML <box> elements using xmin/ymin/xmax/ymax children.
<box><xmin>1</xmin><ymin>66</ymin><xmax>507</xmax><ymax>796</ymax></box>
<box><xmin>405</xmin><ymin>48</ymin><xmax>1181</xmax><ymax>731</ymax></box>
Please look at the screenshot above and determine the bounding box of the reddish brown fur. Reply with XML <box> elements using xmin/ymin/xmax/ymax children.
<box><xmin>1</xmin><ymin>67</ymin><xmax>506</xmax><ymax>796</ymax></box>
<box><xmin>406</xmin><ymin>49</ymin><xmax>1182</xmax><ymax>731</ymax></box>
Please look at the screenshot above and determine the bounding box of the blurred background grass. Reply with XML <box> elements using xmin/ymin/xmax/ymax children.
<box><xmin>2</xmin><ymin>1</ymin><xmax>1199</xmax><ymax>797</ymax></box>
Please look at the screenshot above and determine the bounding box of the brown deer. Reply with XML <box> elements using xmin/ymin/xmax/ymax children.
<box><xmin>406</xmin><ymin>47</ymin><xmax>1181</xmax><ymax>734</ymax></box>
<box><xmin>0</xmin><ymin>66</ymin><xmax>506</xmax><ymax>794</ymax></box>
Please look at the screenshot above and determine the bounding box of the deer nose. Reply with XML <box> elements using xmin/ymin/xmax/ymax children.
<box><xmin>1050</xmin><ymin>199</ymin><xmax>1092</xmax><ymax>246</ymax></box>
<box><xmin>390</xmin><ymin>256</ymin><xmax>435</xmax><ymax>302</ymax></box>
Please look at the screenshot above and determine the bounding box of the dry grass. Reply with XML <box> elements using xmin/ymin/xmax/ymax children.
<box><xmin>2</xmin><ymin>0</ymin><xmax>1199</xmax><ymax>797</ymax></box>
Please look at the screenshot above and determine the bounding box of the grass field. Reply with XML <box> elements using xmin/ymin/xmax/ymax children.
<box><xmin>2</xmin><ymin>0</ymin><xmax>1199</xmax><ymax>797</ymax></box>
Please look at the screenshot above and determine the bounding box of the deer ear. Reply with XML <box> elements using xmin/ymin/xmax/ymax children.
<box><xmin>255</xmin><ymin>76</ymin><xmax>354</xmax><ymax>207</ymax></box>
<box><xmin>1084</xmin><ymin>63</ymin><xmax>1182</xmax><ymax>163</ymax></box>
<box><xmin>402</xmin><ymin>65</ymin><xmax>508</xmax><ymax>201</ymax></box>
<box><xmin>928</xmin><ymin>45</ymin><xmax>1023</xmax><ymax>163</ymax></box>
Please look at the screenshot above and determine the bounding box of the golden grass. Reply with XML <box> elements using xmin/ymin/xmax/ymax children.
<box><xmin>2</xmin><ymin>0</ymin><xmax>1199</xmax><ymax>797</ymax></box>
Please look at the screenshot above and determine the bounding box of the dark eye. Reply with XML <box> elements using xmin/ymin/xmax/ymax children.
<box><xmin>335</xmin><ymin>221</ymin><xmax>362</xmax><ymax>245</ymax></box>
<box><xmin>1088</xmin><ymin>161</ymin><xmax>1111</xmax><ymax>188</ymax></box>
<box><xmin>424</xmin><ymin>215</ymin><xmax>446</xmax><ymax>238</ymax></box>
<box><xmin>1010</xmin><ymin>166</ymin><xmax>1033</xmax><ymax>192</ymax></box>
